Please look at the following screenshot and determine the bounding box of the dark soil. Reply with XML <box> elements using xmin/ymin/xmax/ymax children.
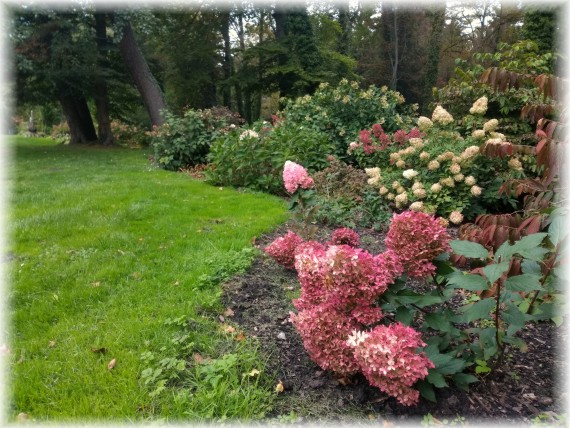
<box><xmin>222</xmin><ymin>222</ymin><xmax>567</xmax><ymax>425</ymax></box>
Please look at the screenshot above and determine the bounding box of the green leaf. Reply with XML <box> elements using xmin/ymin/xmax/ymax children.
<box><xmin>510</xmin><ymin>233</ymin><xmax>548</xmax><ymax>255</ymax></box>
<box><xmin>450</xmin><ymin>240</ymin><xmax>489</xmax><ymax>259</ymax></box>
<box><xmin>452</xmin><ymin>373</ymin><xmax>478</xmax><ymax>391</ymax></box>
<box><xmin>548</xmin><ymin>209</ymin><xmax>569</xmax><ymax>247</ymax></box>
<box><xmin>505</xmin><ymin>274</ymin><xmax>542</xmax><ymax>292</ymax></box>
<box><xmin>438</xmin><ymin>357</ymin><xmax>466</xmax><ymax>375</ymax></box>
<box><xmin>517</xmin><ymin>246</ymin><xmax>550</xmax><ymax>262</ymax></box>
<box><xmin>416</xmin><ymin>380</ymin><xmax>436</xmax><ymax>402</ymax></box>
<box><xmin>494</xmin><ymin>240</ymin><xmax>514</xmax><ymax>261</ymax></box>
<box><xmin>460</xmin><ymin>298</ymin><xmax>495</xmax><ymax>322</ymax></box>
<box><xmin>446</xmin><ymin>271</ymin><xmax>489</xmax><ymax>291</ymax></box>
<box><xmin>426</xmin><ymin>370</ymin><xmax>448</xmax><ymax>388</ymax></box>
<box><xmin>482</xmin><ymin>261</ymin><xmax>510</xmax><ymax>284</ymax></box>
<box><xmin>395</xmin><ymin>306</ymin><xmax>415</xmax><ymax>325</ymax></box>
<box><xmin>424</xmin><ymin>312</ymin><xmax>458</xmax><ymax>334</ymax></box>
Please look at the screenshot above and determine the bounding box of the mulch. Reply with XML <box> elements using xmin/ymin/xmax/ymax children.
<box><xmin>221</xmin><ymin>222</ymin><xmax>567</xmax><ymax>425</ymax></box>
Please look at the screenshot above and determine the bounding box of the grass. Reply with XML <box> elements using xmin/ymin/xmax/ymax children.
<box><xmin>7</xmin><ymin>137</ymin><xmax>288</xmax><ymax>422</ymax></box>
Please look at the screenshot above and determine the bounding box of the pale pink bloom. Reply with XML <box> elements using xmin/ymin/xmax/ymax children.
<box><xmin>283</xmin><ymin>161</ymin><xmax>314</xmax><ymax>193</ymax></box>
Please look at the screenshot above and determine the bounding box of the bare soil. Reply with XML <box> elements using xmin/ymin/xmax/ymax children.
<box><xmin>222</xmin><ymin>222</ymin><xmax>567</xmax><ymax>425</ymax></box>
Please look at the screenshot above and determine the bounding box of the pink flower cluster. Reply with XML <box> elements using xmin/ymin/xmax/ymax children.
<box><xmin>293</xmin><ymin>243</ymin><xmax>398</xmax><ymax>312</ymax></box>
<box><xmin>290</xmin><ymin>303</ymin><xmax>361</xmax><ymax>375</ymax></box>
<box><xmin>349</xmin><ymin>323</ymin><xmax>434</xmax><ymax>406</ymax></box>
<box><xmin>264</xmin><ymin>231</ymin><xmax>304</xmax><ymax>270</ymax></box>
<box><xmin>283</xmin><ymin>161</ymin><xmax>314</xmax><ymax>194</ymax></box>
<box><xmin>328</xmin><ymin>227</ymin><xmax>360</xmax><ymax>247</ymax></box>
<box><xmin>385</xmin><ymin>211</ymin><xmax>450</xmax><ymax>279</ymax></box>
<box><xmin>357</xmin><ymin>125</ymin><xmax>424</xmax><ymax>154</ymax></box>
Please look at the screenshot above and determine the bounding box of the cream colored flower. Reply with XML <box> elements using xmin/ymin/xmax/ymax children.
<box><xmin>365</xmin><ymin>167</ymin><xmax>381</xmax><ymax>177</ymax></box>
<box><xmin>413</xmin><ymin>188</ymin><xmax>427</xmax><ymax>199</ymax></box>
<box><xmin>386</xmin><ymin>193</ymin><xmax>395</xmax><ymax>201</ymax></box>
<box><xmin>428</xmin><ymin>160</ymin><xmax>440</xmax><ymax>171</ymax></box>
<box><xmin>409</xmin><ymin>201</ymin><xmax>424</xmax><ymax>212</ymax></box>
<box><xmin>350</xmin><ymin>81</ymin><xmax>359</xmax><ymax>89</ymax></box>
<box><xmin>449</xmin><ymin>163</ymin><xmax>461</xmax><ymax>174</ymax></box>
<box><xmin>379</xmin><ymin>186</ymin><xmax>389</xmax><ymax>195</ymax></box>
<box><xmin>452</xmin><ymin>156</ymin><xmax>462</xmax><ymax>164</ymax></box>
<box><xmin>449</xmin><ymin>211</ymin><xmax>464</xmax><ymax>225</ymax></box>
<box><xmin>392</xmin><ymin>181</ymin><xmax>401</xmax><ymax>189</ymax></box>
<box><xmin>483</xmin><ymin>119</ymin><xmax>499</xmax><ymax>133</ymax></box>
<box><xmin>430</xmin><ymin>183</ymin><xmax>442</xmax><ymax>193</ymax></box>
<box><xmin>431</xmin><ymin>105</ymin><xmax>454</xmax><ymax>125</ymax></box>
<box><xmin>454</xmin><ymin>174</ymin><xmax>464</xmax><ymax>182</ymax></box>
<box><xmin>420</xmin><ymin>151</ymin><xmax>430</xmax><ymax>161</ymax></box>
<box><xmin>409</xmin><ymin>138</ymin><xmax>424</xmax><ymax>149</ymax></box>
<box><xmin>395</xmin><ymin>192</ymin><xmax>408</xmax><ymax>206</ymax></box>
<box><xmin>412</xmin><ymin>181</ymin><xmax>424</xmax><ymax>191</ymax></box>
<box><xmin>396</xmin><ymin>160</ymin><xmax>406</xmax><ymax>168</ymax></box>
<box><xmin>469</xmin><ymin>96</ymin><xmax>488</xmax><ymax>115</ymax></box>
<box><xmin>508</xmin><ymin>157</ymin><xmax>523</xmax><ymax>171</ymax></box>
<box><xmin>464</xmin><ymin>176</ymin><xmax>476</xmax><ymax>186</ymax></box>
<box><xmin>390</xmin><ymin>153</ymin><xmax>401</xmax><ymax>163</ymax></box>
<box><xmin>418</xmin><ymin>116</ymin><xmax>433</xmax><ymax>132</ymax></box>
<box><xmin>461</xmin><ymin>146</ymin><xmax>480</xmax><ymax>160</ymax></box>
<box><xmin>441</xmin><ymin>177</ymin><xmax>455</xmax><ymax>188</ymax></box>
<box><xmin>396</xmin><ymin>186</ymin><xmax>406</xmax><ymax>195</ymax></box>
<box><xmin>471</xmin><ymin>185</ymin><xmax>482</xmax><ymax>196</ymax></box>
<box><xmin>490</xmin><ymin>131</ymin><xmax>506</xmax><ymax>141</ymax></box>
<box><xmin>403</xmin><ymin>169</ymin><xmax>419</xmax><ymax>180</ymax></box>
<box><xmin>472</xmin><ymin>129</ymin><xmax>486</xmax><ymax>139</ymax></box>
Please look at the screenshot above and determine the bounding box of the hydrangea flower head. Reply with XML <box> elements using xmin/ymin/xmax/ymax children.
<box><xmin>264</xmin><ymin>231</ymin><xmax>304</xmax><ymax>270</ymax></box>
<box><xmin>283</xmin><ymin>161</ymin><xmax>314</xmax><ymax>193</ymax></box>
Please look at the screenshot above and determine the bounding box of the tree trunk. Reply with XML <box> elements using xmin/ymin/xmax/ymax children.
<box><xmin>234</xmin><ymin>9</ymin><xmax>245</xmax><ymax>119</ymax></box>
<box><xmin>57</xmin><ymin>86</ymin><xmax>98</xmax><ymax>144</ymax></box>
<box><xmin>338</xmin><ymin>2</ymin><xmax>351</xmax><ymax>56</ymax></box>
<box><xmin>118</xmin><ymin>20</ymin><xmax>166</xmax><ymax>127</ymax></box>
<box><xmin>220</xmin><ymin>11</ymin><xmax>232</xmax><ymax>108</ymax></box>
<box><xmin>94</xmin><ymin>12</ymin><xmax>114</xmax><ymax>145</ymax></box>
<box><xmin>421</xmin><ymin>8</ymin><xmax>446</xmax><ymax>114</ymax></box>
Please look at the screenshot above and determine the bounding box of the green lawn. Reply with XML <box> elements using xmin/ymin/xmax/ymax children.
<box><xmin>7</xmin><ymin>137</ymin><xmax>288</xmax><ymax>421</ymax></box>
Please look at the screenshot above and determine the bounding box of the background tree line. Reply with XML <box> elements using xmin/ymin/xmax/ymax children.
<box><xmin>9</xmin><ymin>1</ymin><xmax>562</xmax><ymax>144</ymax></box>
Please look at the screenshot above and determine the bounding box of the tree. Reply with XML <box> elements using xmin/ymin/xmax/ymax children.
<box><xmin>117</xmin><ymin>17</ymin><xmax>167</xmax><ymax>126</ymax></box>
<box><xmin>94</xmin><ymin>11</ymin><xmax>114</xmax><ymax>145</ymax></box>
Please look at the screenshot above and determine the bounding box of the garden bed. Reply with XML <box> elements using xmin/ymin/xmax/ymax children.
<box><xmin>222</xmin><ymin>222</ymin><xmax>566</xmax><ymax>425</ymax></box>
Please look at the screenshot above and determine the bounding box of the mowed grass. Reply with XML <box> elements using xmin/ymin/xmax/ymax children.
<box><xmin>7</xmin><ymin>137</ymin><xmax>288</xmax><ymax>421</ymax></box>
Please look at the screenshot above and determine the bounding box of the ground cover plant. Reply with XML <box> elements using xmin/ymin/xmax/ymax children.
<box><xmin>7</xmin><ymin>137</ymin><xmax>288</xmax><ymax>421</ymax></box>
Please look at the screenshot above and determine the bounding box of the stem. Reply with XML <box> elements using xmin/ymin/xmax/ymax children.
<box><xmin>493</xmin><ymin>279</ymin><xmax>505</xmax><ymax>370</ymax></box>
<box><xmin>526</xmin><ymin>256</ymin><xmax>555</xmax><ymax>315</ymax></box>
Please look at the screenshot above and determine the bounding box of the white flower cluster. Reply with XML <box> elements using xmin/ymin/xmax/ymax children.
<box><xmin>483</xmin><ymin>119</ymin><xmax>499</xmax><ymax>133</ymax></box>
<box><xmin>431</xmin><ymin>105</ymin><xmax>454</xmax><ymax>125</ymax></box>
<box><xmin>449</xmin><ymin>211</ymin><xmax>464</xmax><ymax>225</ymax></box>
<box><xmin>417</xmin><ymin>116</ymin><xmax>433</xmax><ymax>132</ymax></box>
<box><xmin>469</xmin><ymin>96</ymin><xmax>488</xmax><ymax>115</ymax></box>
<box><xmin>239</xmin><ymin>129</ymin><xmax>259</xmax><ymax>140</ymax></box>
<box><xmin>403</xmin><ymin>169</ymin><xmax>419</xmax><ymax>180</ymax></box>
<box><xmin>365</xmin><ymin>167</ymin><xmax>382</xmax><ymax>186</ymax></box>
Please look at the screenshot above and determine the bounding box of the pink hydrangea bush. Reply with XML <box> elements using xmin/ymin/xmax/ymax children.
<box><xmin>385</xmin><ymin>211</ymin><xmax>450</xmax><ymax>279</ymax></box>
<box><xmin>293</xmin><ymin>244</ymin><xmax>396</xmax><ymax>312</ymax></box>
<box><xmin>328</xmin><ymin>227</ymin><xmax>360</xmax><ymax>247</ymax></box>
<box><xmin>264</xmin><ymin>231</ymin><xmax>304</xmax><ymax>270</ymax></box>
<box><xmin>283</xmin><ymin>160</ymin><xmax>314</xmax><ymax>194</ymax></box>
<box><xmin>290</xmin><ymin>303</ymin><xmax>361</xmax><ymax>375</ymax></box>
<box><xmin>348</xmin><ymin>323</ymin><xmax>434</xmax><ymax>406</ymax></box>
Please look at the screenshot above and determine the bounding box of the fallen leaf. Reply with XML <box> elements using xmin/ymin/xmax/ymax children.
<box><xmin>245</xmin><ymin>369</ymin><xmax>260</xmax><ymax>377</ymax></box>
<box><xmin>235</xmin><ymin>332</ymin><xmax>246</xmax><ymax>341</ymax></box>
<box><xmin>131</xmin><ymin>272</ymin><xmax>142</xmax><ymax>280</ymax></box>
<box><xmin>337</xmin><ymin>376</ymin><xmax>352</xmax><ymax>386</ymax></box>
<box><xmin>48</xmin><ymin>341</ymin><xmax>56</xmax><ymax>348</ymax></box>
<box><xmin>275</xmin><ymin>380</ymin><xmax>284</xmax><ymax>393</ymax></box>
<box><xmin>218</xmin><ymin>315</ymin><xmax>225</xmax><ymax>323</ymax></box>
<box><xmin>223</xmin><ymin>325</ymin><xmax>235</xmax><ymax>334</ymax></box>
<box><xmin>192</xmin><ymin>353</ymin><xmax>204</xmax><ymax>364</ymax></box>
<box><xmin>224</xmin><ymin>308</ymin><xmax>235</xmax><ymax>317</ymax></box>
<box><xmin>107</xmin><ymin>358</ymin><xmax>116</xmax><ymax>370</ymax></box>
<box><xmin>91</xmin><ymin>347</ymin><xmax>107</xmax><ymax>354</ymax></box>
<box><xmin>91</xmin><ymin>281</ymin><xmax>101</xmax><ymax>288</ymax></box>
<box><xmin>117</xmin><ymin>250</ymin><xmax>125</xmax><ymax>255</ymax></box>
<box><xmin>17</xmin><ymin>413</ymin><xmax>28</xmax><ymax>422</ymax></box>
<box><xmin>173</xmin><ymin>280</ymin><xmax>180</xmax><ymax>286</ymax></box>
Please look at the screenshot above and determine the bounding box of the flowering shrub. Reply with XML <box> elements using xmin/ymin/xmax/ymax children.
<box><xmin>278</xmin><ymin>79</ymin><xmax>417</xmax><ymax>158</ymax></box>
<box><xmin>348</xmin><ymin>323</ymin><xmax>434</xmax><ymax>406</ymax></box>
<box><xmin>207</xmin><ymin>121</ymin><xmax>334</xmax><ymax>194</ymax></box>
<box><xmin>328</xmin><ymin>227</ymin><xmax>360</xmax><ymax>247</ymax></box>
<box><xmin>354</xmin><ymin>102</ymin><xmax>527</xmax><ymax>222</ymax></box>
<box><xmin>385</xmin><ymin>211</ymin><xmax>450</xmax><ymax>279</ymax></box>
<box><xmin>264</xmin><ymin>231</ymin><xmax>304</xmax><ymax>270</ymax></box>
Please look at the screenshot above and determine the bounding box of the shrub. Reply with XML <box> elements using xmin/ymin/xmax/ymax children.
<box><xmin>110</xmin><ymin>120</ymin><xmax>150</xmax><ymax>148</ymax></box>
<box><xmin>152</xmin><ymin>107</ymin><xmax>238</xmax><ymax>171</ymax></box>
<box><xmin>278</xmin><ymin>79</ymin><xmax>417</xmax><ymax>158</ymax></box>
<box><xmin>50</xmin><ymin>121</ymin><xmax>70</xmax><ymax>144</ymax></box>
<box><xmin>353</xmin><ymin>103</ymin><xmax>527</xmax><ymax>222</ymax></box>
<box><xmin>207</xmin><ymin>121</ymin><xmax>335</xmax><ymax>194</ymax></box>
